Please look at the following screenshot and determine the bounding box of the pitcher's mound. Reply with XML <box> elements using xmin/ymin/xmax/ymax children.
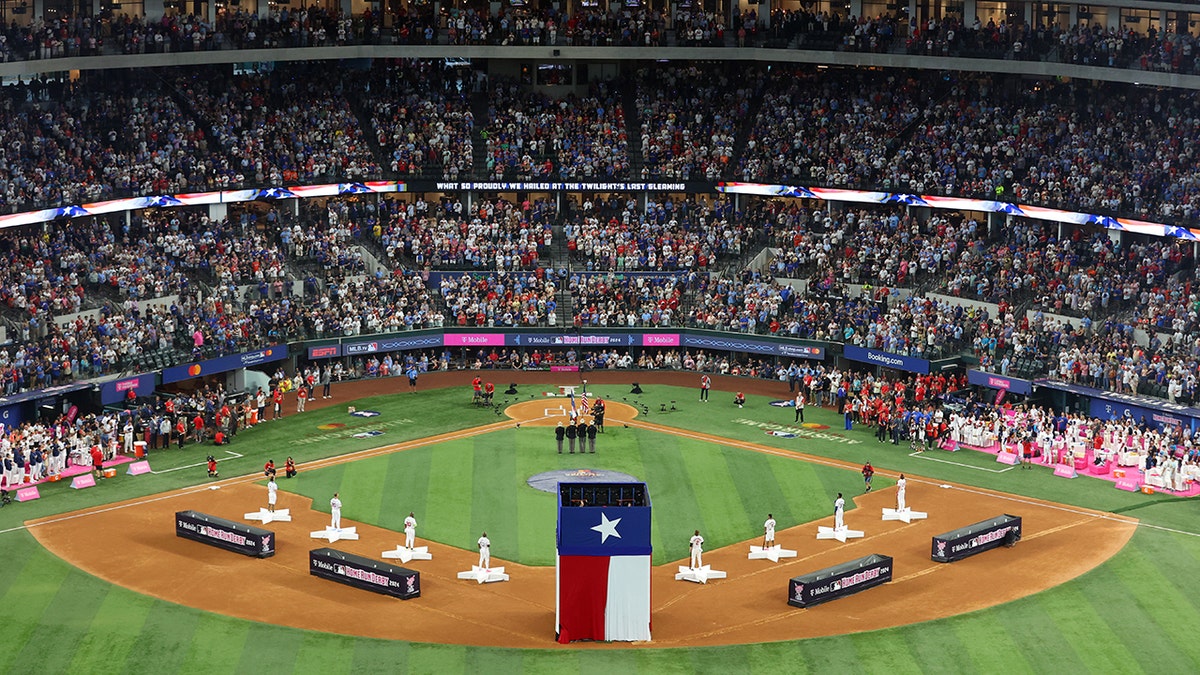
<box><xmin>504</xmin><ymin>399</ymin><xmax>640</xmax><ymax>426</ymax></box>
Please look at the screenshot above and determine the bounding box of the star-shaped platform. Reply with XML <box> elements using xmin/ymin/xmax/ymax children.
<box><xmin>675</xmin><ymin>564</ymin><xmax>727</xmax><ymax>584</ymax></box>
<box><xmin>816</xmin><ymin>525</ymin><xmax>864</xmax><ymax>542</ymax></box>
<box><xmin>748</xmin><ymin>545</ymin><xmax>797</xmax><ymax>562</ymax></box>
<box><xmin>456</xmin><ymin>565</ymin><xmax>509</xmax><ymax>583</ymax></box>
<box><xmin>882</xmin><ymin>507</ymin><xmax>928</xmax><ymax>523</ymax></box>
<box><xmin>309</xmin><ymin>526</ymin><xmax>359</xmax><ymax>543</ymax></box>
<box><xmin>244</xmin><ymin>508</ymin><xmax>291</xmax><ymax>524</ymax></box>
<box><xmin>381</xmin><ymin>545</ymin><xmax>433</xmax><ymax>563</ymax></box>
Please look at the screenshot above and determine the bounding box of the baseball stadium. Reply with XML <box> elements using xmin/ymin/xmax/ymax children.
<box><xmin>3</xmin><ymin>3</ymin><xmax>1200</xmax><ymax>672</ymax></box>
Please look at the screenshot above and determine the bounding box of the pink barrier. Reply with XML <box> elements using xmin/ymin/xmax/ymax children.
<box><xmin>1115</xmin><ymin>478</ymin><xmax>1140</xmax><ymax>492</ymax></box>
<box><xmin>1054</xmin><ymin>464</ymin><xmax>1078</xmax><ymax>479</ymax></box>
<box><xmin>126</xmin><ymin>461</ymin><xmax>152</xmax><ymax>476</ymax></box>
<box><xmin>996</xmin><ymin>451</ymin><xmax>1019</xmax><ymax>465</ymax></box>
<box><xmin>71</xmin><ymin>474</ymin><xmax>96</xmax><ymax>489</ymax></box>
<box><xmin>16</xmin><ymin>486</ymin><xmax>40</xmax><ymax>502</ymax></box>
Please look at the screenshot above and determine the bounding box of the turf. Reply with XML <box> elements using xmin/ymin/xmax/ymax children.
<box><xmin>282</xmin><ymin>425</ymin><xmax>881</xmax><ymax>565</ymax></box>
<box><xmin>1</xmin><ymin>526</ymin><xmax>1198</xmax><ymax>673</ymax></box>
<box><xmin>2</xmin><ymin>381</ymin><xmax>1200</xmax><ymax>673</ymax></box>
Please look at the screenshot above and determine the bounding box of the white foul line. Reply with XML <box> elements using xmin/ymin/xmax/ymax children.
<box><xmin>907</xmin><ymin>451</ymin><xmax>1017</xmax><ymax>474</ymax></box>
<box><xmin>151</xmin><ymin>450</ymin><xmax>244</xmax><ymax>474</ymax></box>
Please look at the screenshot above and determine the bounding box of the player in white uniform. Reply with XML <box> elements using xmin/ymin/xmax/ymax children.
<box><xmin>689</xmin><ymin>529</ymin><xmax>705</xmax><ymax>569</ymax></box>
<box><xmin>404</xmin><ymin>512</ymin><xmax>418</xmax><ymax>549</ymax></box>
<box><xmin>330</xmin><ymin>492</ymin><xmax>342</xmax><ymax>529</ymax></box>
<box><xmin>763</xmin><ymin>514</ymin><xmax>776</xmax><ymax>548</ymax></box>
<box><xmin>477</xmin><ymin>532</ymin><xmax>491</xmax><ymax>569</ymax></box>
<box><xmin>896</xmin><ymin>474</ymin><xmax>907</xmax><ymax>511</ymax></box>
<box><xmin>834</xmin><ymin>493</ymin><xmax>846</xmax><ymax>530</ymax></box>
<box><xmin>267</xmin><ymin>477</ymin><xmax>278</xmax><ymax>512</ymax></box>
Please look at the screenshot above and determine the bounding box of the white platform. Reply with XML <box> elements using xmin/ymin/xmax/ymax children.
<box><xmin>381</xmin><ymin>545</ymin><xmax>432</xmax><ymax>563</ymax></box>
<box><xmin>748</xmin><ymin>545</ymin><xmax>797</xmax><ymax>562</ymax></box>
<box><xmin>816</xmin><ymin>526</ymin><xmax>864</xmax><ymax>542</ymax></box>
<box><xmin>310</xmin><ymin>526</ymin><xmax>359</xmax><ymax>543</ymax></box>
<box><xmin>245</xmin><ymin>508</ymin><xmax>291</xmax><ymax>524</ymax></box>
<box><xmin>882</xmin><ymin>507</ymin><xmax>928</xmax><ymax>523</ymax></box>
<box><xmin>674</xmin><ymin>565</ymin><xmax>727</xmax><ymax>584</ymax></box>
<box><xmin>457</xmin><ymin>565</ymin><xmax>510</xmax><ymax>584</ymax></box>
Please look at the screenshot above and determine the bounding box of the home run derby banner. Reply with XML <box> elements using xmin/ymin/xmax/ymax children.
<box><xmin>787</xmin><ymin>554</ymin><xmax>893</xmax><ymax>608</ymax></box>
<box><xmin>175</xmin><ymin>510</ymin><xmax>275</xmax><ymax>558</ymax></box>
<box><xmin>309</xmin><ymin>548</ymin><xmax>420</xmax><ymax>599</ymax></box>
<box><xmin>556</xmin><ymin>482</ymin><xmax>652</xmax><ymax>643</ymax></box>
<box><xmin>931</xmin><ymin>514</ymin><xmax>1022</xmax><ymax>563</ymax></box>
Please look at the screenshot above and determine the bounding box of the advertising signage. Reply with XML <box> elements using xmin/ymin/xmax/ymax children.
<box><xmin>681</xmin><ymin>334</ymin><xmax>825</xmax><ymax>360</ymax></box>
<box><xmin>342</xmin><ymin>334</ymin><xmax>443</xmax><ymax>355</ymax></box>
<box><xmin>966</xmin><ymin>370</ymin><xmax>1033</xmax><ymax>396</ymax></box>
<box><xmin>506</xmin><ymin>333</ymin><xmax>672</xmax><ymax>347</ymax></box>
<box><xmin>843</xmin><ymin>345</ymin><xmax>930</xmax><ymax>374</ymax></box>
<box><xmin>307</xmin><ymin>345</ymin><xmax>342</xmax><ymax>360</ymax></box>
<box><xmin>931</xmin><ymin>514</ymin><xmax>1022</xmax><ymax>563</ymax></box>
<box><xmin>175</xmin><ymin>510</ymin><xmax>275</xmax><ymax>558</ymax></box>
<box><xmin>787</xmin><ymin>554</ymin><xmax>893</xmax><ymax>608</ymax></box>
<box><xmin>99</xmin><ymin>373</ymin><xmax>157</xmax><ymax>405</ymax></box>
<box><xmin>309</xmin><ymin>548</ymin><xmax>420</xmax><ymax>599</ymax></box>
<box><xmin>162</xmin><ymin>345</ymin><xmax>288</xmax><ymax>384</ymax></box>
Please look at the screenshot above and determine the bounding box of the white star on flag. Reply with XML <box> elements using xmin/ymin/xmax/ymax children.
<box><xmin>591</xmin><ymin>512</ymin><xmax>622</xmax><ymax>543</ymax></box>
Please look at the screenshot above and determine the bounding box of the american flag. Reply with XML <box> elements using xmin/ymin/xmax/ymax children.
<box><xmin>578</xmin><ymin>393</ymin><xmax>590</xmax><ymax>414</ymax></box>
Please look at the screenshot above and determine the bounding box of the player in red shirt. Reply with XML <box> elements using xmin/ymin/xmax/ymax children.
<box><xmin>472</xmin><ymin>376</ymin><xmax>483</xmax><ymax>404</ymax></box>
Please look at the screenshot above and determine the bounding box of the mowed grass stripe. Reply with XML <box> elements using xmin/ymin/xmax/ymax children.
<box><xmin>680</xmin><ymin>440</ymin><xmax>749</xmax><ymax>545</ymax></box>
<box><xmin>724</xmin><ymin>448</ymin><xmax>793</xmax><ymax>535</ymax></box>
<box><xmin>350</xmin><ymin>637</ymin><xmax>408</xmax><ymax>674</ymax></box>
<box><xmin>901</xmin><ymin>622</ymin><xmax>975</xmax><ymax>675</ymax></box>
<box><xmin>407</xmin><ymin>642</ymin><xmax>467</xmax><ymax>674</ymax></box>
<box><xmin>0</xmin><ymin>530</ymin><xmax>37</xmax><ymax>601</ymax></box>
<box><xmin>745</xmin><ymin>641</ymin><xmax>804</xmax><ymax>674</ymax></box>
<box><xmin>471</xmin><ymin>432</ymin><xmax>521</xmax><ymax>562</ymax></box>
<box><xmin>467</xmin><ymin>644</ymin><xmax>522</xmax><ymax>675</ymax></box>
<box><xmin>767</xmin><ymin>448</ymin><xmax>836</xmax><ymax>523</ymax></box>
<box><xmin>175</xmin><ymin>611</ymin><xmax>251</xmax><ymax>674</ymax></box>
<box><xmin>576</xmin><ymin>650</ymin><xmax>636</xmax><ymax>675</ymax></box>
<box><xmin>66</xmin><ymin>586</ymin><xmax>156</xmax><ymax>675</ymax></box>
<box><xmin>12</xmin><ymin>568</ymin><xmax>110</xmax><ymax>674</ymax></box>
<box><xmin>123</xmin><ymin>601</ymin><xmax>200</xmax><ymax>673</ymax></box>
<box><xmin>426</xmin><ymin>441</ymin><xmax>476</xmax><ymax>550</ymax></box>
<box><xmin>849</xmin><ymin>630</ymin><xmax>925</xmax><ymax>675</ymax></box>
<box><xmin>1083</xmin><ymin>564</ymin><xmax>1195</xmax><ymax>670</ymax></box>
<box><xmin>636</xmin><ymin>432</ymin><xmax>704</xmax><ymax>564</ymax></box>
<box><xmin>990</xmin><ymin>598</ymin><xmax>1088</xmax><ymax>673</ymax></box>
<box><xmin>233</xmin><ymin>622</ymin><xmax>306</xmax><ymax>674</ymax></box>
<box><xmin>1104</xmin><ymin>540</ymin><xmax>1200</xmax><ymax>666</ymax></box>
<box><xmin>634</xmin><ymin>648</ymin><xmax>701</xmax><ymax>674</ymax></box>
<box><xmin>0</xmin><ymin>546</ymin><xmax>72</xmax><ymax>674</ymax></box>
<box><xmin>1036</xmin><ymin>585</ymin><xmax>1141</xmax><ymax>673</ymax></box>
<box><xmin>951</xmin><ymin>612</ymin><xmax>1035</xmax><ymax>673</ymax></box>
<box><xmin>340</xmin><ymin>453</ymin><xmax>390</xmax><ymax>529</ymax></box>
<box><xmin>381</xmin><ymin>445</ymin><xmax>435</xmax><ymax>533</ymax></box>
<box><xmin>292</xmin><ymin>632</ymin><xmax>357</xmax><ymax>675</ymax></box>
<box><xmin>296</xmin><ymin>462</ymin><xmax>347</xmax><ymax>518</ymax></box>
<box><xmin>796</xmin><ymin>635</ymin><xmax>868</xmax><ymax>672</ymax></box>
<box><xmin>514</xmin><ymin>433</ymin><xmax>557</xmax><ymax>567</ymax></box>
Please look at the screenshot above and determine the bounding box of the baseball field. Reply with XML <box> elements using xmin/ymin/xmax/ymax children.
<box><xmin>2</xmin><ymin>372</ymin><xmax>1199</xmax><ymax>674</ymax></box>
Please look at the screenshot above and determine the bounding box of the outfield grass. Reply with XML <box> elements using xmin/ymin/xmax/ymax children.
<box><xmin>2</xmin><ymin>381</ymin><xmax>1199</xmax><ymax>674</ymax></box>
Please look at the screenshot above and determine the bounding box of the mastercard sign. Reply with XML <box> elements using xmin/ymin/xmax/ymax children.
<box><xmin>188</xmin><ymin>364</ymin><xmax>202</xmax><ymax>376</ymax></box>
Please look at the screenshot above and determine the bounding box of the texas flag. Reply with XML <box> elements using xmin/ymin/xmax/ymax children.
<box><xmin>556</xmin><ymin>494</ymin><xmax>652</xmax><ymax>643</ymax></box>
